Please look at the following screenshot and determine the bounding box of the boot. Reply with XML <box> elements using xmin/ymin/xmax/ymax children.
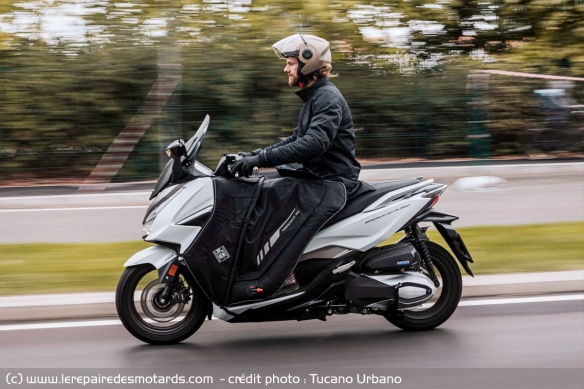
<box><xmin>279</xmin><ymin>272</ymin><xmax>299</xmax><ymax>294</ymax></box>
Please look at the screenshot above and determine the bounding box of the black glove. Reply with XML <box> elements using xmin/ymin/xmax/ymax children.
<box><xmin>230</xmin><ymin>155</ymin><xmax>261</xmax><ymax>177</ymax></box>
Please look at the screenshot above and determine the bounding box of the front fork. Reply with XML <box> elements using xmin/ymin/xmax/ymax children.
<box><xmin>157</xmin><ymin>262</ymin><xmax>180</xmax><ymax>304</ymax></box>
<box><xmin>157</xmin><ymin>260</ymin><xmax>192</xmax><ymax>305</ymax></box>
<box><xmin>406</xmin><ymin>224</ymin><xmax>441</xmax><ymax>288</ymax></box>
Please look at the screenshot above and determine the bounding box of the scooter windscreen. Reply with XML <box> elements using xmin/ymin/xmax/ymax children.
<box><xmin>150</xmin><ymin>115</ymin><xmax>210</xmax><ymax>200</ymax></box>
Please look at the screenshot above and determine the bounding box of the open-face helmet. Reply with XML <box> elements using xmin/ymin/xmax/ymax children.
<box><xmin>272</xmin><ymin>34</ymin><xmax>331</xmax><ymax>86</ymax></box>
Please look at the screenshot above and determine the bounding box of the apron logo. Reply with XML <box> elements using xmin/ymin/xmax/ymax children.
<box><xmin>213</xmin><ymin>246</ymin><xmax>230</xmax><ymax>263</ymax></box>
<box><xmin>257</xmin><ymin>208</ymin><xmax>298</xmax><ymax>266</ymax></box>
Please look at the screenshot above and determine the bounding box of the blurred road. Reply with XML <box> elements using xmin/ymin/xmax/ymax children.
<box><xmin>0</xmin><ymin>162</ymin><xmax>583</xmax><ymax>243</ymax></box>
<box><xmin>0</xmin><ymin>163</ymin><xmax>582</xmax><ymax>388</ymax></box>
<box><xmin>0</xmin><ymin>297</ymin><xmax>582</xmax><ymax>388</ymax></box>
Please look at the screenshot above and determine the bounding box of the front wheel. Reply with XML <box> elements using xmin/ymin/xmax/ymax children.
<box><xmin>116</xmin><ymin>264</ymin><xmax>210</xmax><ymax>345</ymax></box>
<box><xmin>385</xmin><ymin>241</ymin><xmax>462</xmax><ymax>331</ymax></box>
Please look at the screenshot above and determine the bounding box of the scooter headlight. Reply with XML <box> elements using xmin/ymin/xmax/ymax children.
<box><xmin>142</xmin><ymin>185</ymin><xmax>186</xmax><ymax>238</ymax></box>
<box><xmin>142</xmin><ymin>209</ymin><xmax>158</xmax><ymax>237</ymax></box>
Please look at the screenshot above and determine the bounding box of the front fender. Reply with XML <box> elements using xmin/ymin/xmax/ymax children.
<box><xmin>123</xmin><ymin>245</ymin><xmax>177</xmax><ymax>270</ymax></box>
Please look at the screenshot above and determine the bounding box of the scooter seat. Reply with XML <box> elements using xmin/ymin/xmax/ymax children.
<box><xmin>323</xmin><ymin>178</ymin><xmax>422</xmax><ymax>228</ymax></box>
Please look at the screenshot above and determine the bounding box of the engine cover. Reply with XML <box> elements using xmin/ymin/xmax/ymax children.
<box><xmin>358</xmin><ymin>243</ymin><xmax>421</xmax><ymax>273</ymax></box>
<box><xmin>345</xmin><ymin>271</ymin><xmax>436</xmax><ymax>309</ymax></box>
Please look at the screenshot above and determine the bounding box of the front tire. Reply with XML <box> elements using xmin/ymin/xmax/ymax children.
<box><xmin>116</xmin><ymin>264</ymin><xmax>210</xmax><ymax>345</ymax></box>
<box><xmin>385</xmin><ymin>241</ymin><xmax>462</xmax><ymax>331</ymax></box>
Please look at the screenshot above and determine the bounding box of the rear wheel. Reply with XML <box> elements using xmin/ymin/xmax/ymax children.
<box><xmin>116</xmin><ymin>264</ymin><xmax>210</xmax><ymax>345</ymax></box>
<box><xmin>385</xmin><ymin>241</ymin><xmax>462</xmax><ymax>331</ymax></box>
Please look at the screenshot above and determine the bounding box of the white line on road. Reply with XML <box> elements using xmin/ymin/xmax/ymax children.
<box><xmin>0</xmin><ymin>191</ymin><xmax>152</xmax><ymax>201</ymax></box>
<box><xmin>0</xmin><ymin>294</ymin><xmax>582</xmax><ymax>332</ymax></box>
<box><xmin>458</xmin><ymin>293</ymin><xmax>584</xmax><ymax>306</ymax></box>
<box><xmin>0</xmin><ymin>206</ymin><xmax>148</xmax><ymax>213</ymax></box>
<box><xmin>0</xmin><ymin>319</ymin><xmax>122</xmax><ymax>332</ymax></box>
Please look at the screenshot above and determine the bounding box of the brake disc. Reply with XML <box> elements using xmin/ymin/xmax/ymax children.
<box><xmin>140</xmin><ymin>280</ymin><xmax>185</xmax><ymax>323</ymax></box>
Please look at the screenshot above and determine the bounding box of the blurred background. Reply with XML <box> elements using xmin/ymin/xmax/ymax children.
<box><xmin>0</xmin><ymin>2</ymin><xmax>583</xmax><ymax>376</ymax></box>
<box><xmin>0</xmin><ymin>0</ymin><xmax>583</xmax><ymax>185</ymax></box>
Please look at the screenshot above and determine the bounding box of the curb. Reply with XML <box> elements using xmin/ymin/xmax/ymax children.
<box><xmin>0</xmin><ymin>270</ymin><xmax>582</xmax><ymax>323</ymax></box>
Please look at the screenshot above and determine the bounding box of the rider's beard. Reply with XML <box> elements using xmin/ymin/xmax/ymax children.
<box><xmin>288</xmin><ymin>74</ymin><xmax>299</xmax><ymax>87</ymax></box>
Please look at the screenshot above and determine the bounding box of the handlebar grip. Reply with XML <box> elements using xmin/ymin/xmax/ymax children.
<box><xmin>232</xmin><ymin>167</ymin><xmax>258</xmax><ymax>178</ymax></box>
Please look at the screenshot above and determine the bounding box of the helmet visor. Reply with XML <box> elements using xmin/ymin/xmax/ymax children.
<box><xmin>272</xmin><ymin>35</ymin><xmax>301</xmax><ymax>59</ymax></box>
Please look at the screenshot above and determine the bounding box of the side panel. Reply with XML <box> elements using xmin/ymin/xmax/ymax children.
<box><xmin>146</xmin><ymin>178</ymin><xmax>214</xmax><ymax>253</ymax></box>
<box><xmin>305</xmin><ymin>196</ymin><xmax>430</xmax><ymax>253</ymax></box>
<box><xmin>362</xmin><ymin>179</ymin><xmax>434</xmax><ymax>212</ymax></box>
<box><xmin>123</xmin><ymin>245</ymin><xmax>176</xmax><ymax>269</ymax></box>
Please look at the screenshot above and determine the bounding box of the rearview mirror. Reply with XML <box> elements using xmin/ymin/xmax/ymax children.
<box><xmin>166</xmin><ymin>139</ymin><xmax>186</xmax><ymax>159</ymax></box>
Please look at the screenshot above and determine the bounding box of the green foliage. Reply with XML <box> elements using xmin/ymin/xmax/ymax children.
<box><xmin>428</xmin><ymin>222</ymin><xmax>584</xmax><ymax>274</ymax></box>
<box><xmin>0</xmin><ymin>241</ymin><xmax>151</xmax><ymax>295</ymax></box>
<box><xmin>1</xmin><ymin>222</ymin><xmax>582</xmax><ymax>295</ymax></box>
<box><xmin>0</xmin><ymin>1</ymin><xmax>582</xmax><ymax>183</ymax></box>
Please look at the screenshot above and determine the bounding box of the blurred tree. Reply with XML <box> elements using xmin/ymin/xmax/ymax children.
<box><xmin>0</xmin><ymin>0</ymin><xmax>582</xmax><ymax>183</ymax></box>
<box><xmin>493</xmin><ymin>0</ymin><xmax>582</xmax><ymax>72</ymax></box>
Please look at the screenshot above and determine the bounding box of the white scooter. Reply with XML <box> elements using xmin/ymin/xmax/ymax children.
<box><xmin>115</xmin><ymin>115</ymin><xmax>475</xmax><ymax>344</ymax></box>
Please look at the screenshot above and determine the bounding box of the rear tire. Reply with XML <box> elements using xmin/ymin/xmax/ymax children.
<box><xmin>385</xmin><ymin>241</ymin><xmax>462</xmax><ymax>331</ymax></box>
<box><xmin>116</xmin><ymin>264</ymin><xmax>210</xmax><ymax>345</ymax></box>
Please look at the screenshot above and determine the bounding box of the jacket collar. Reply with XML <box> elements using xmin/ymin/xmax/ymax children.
<box><xmin>295</xmin><ymin>76</ymin><xmax>329</xmax><ymax>102</ymax></box>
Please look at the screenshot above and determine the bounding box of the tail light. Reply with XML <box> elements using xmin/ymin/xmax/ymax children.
<box><xmin>422</xmin><ymin>186</ymin><xmax>446</xmax><ymax>209</ymax></box>
<box><xmin>425</xmin><ymin>194</ymin><xmax>440</xmax><ymax>208</ymax></box>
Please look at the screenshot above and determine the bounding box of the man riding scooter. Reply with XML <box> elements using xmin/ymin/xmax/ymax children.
<box><xmin>231</xmin><ymin>33</ymin><xmax>372</xmax><ymax>199</ymax></box>
<box><xmin>230</xmin><ymin>34</ymin><xmax>374</xmax><ymax>291</ymax></box>
<box><xmin>231</xmin><ymin>34</ymin><xmax>374</xmax><ymax>289</ymax></box>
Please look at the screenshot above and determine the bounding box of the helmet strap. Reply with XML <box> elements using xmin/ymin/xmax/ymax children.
<box><xmin>296</xmin><ymin>61</ymin><xmax>308</xmax><ymax>88</ymax></box>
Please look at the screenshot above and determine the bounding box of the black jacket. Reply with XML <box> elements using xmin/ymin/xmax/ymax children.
<box><xmin>264</xmin><ymin>77</ymin><xmax>373</xmax><ymax>199</ymax></box>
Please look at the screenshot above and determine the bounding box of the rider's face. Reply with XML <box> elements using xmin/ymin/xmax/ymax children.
<box><xmin>284</xmin><ymin>57</ymin><xmax>299</xmax><ymax>87</ymax></box>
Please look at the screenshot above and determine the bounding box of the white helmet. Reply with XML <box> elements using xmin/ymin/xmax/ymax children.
<box><xmin>272</xmin><ymin>34</ymin><xmax>332</xmax><ymax>75</ymax></box>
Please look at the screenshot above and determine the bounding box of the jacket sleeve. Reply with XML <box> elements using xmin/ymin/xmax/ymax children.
<box><xmin>262</xmin><ymin>128</ymin><xmax>298</xmax><ymax>152</ymax></box>
<box><xmin>264</xmin><ymin>90</ymin><xmax>341</xmax><ymax>166</ymax></box>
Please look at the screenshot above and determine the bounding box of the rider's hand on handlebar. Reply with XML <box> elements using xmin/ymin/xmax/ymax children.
<box><xmin>229</xmin><ymin>155</ymin><xmax>261</xmax><ymax>177</ymax></box>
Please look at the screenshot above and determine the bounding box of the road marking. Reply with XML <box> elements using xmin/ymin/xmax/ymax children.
<box><xmin>0</xmin><ymin>206</ymin><xmax>147</xmax><ymax>213</ymax></box>
<box><xmin>0</xmin><ymin>319</ymin><xmax>122</xmax><ymax>331</ymax></box>
<box><xmin>458</xmin><ymin>293</ymin><xmax>584</xmax><ymax>306</ymax></box>
<box><xmin>0</xmin><ymin>192</ymin><xmax>151</xmax><ymax>201</ymax></box>
<box><xmin>0</xmin><ymin>294</ymin><xmax>582</xmax><ymax>332</ymax></box>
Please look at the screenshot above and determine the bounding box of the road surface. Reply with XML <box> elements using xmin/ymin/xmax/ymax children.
<box><xmin>0</xmin><ymin>296</ymin><xmax>582</xmax><ymax>388</ymax></box>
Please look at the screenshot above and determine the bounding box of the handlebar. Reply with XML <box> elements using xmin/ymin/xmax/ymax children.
<box><xmin>234</xmin><ymin>167</ymin><xmax>259</xmax><ymax>178</ymax></box>
<box><xmin>215</xmin><ymin>154</ymin><xmax>260</xmax><ymax>178</ymax></box>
